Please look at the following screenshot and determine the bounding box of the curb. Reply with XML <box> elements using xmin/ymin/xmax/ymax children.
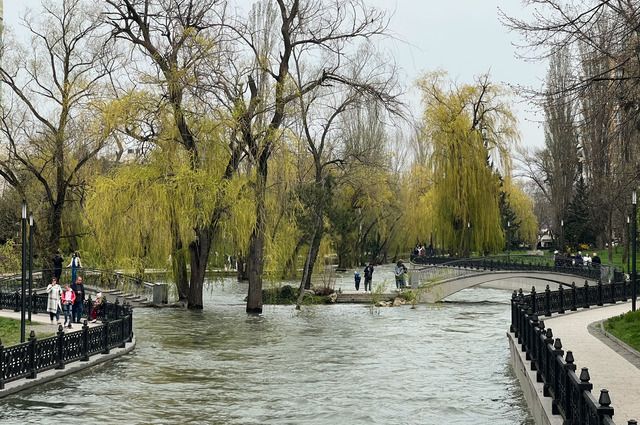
<box><xmin>588</xmin><ymin>319</ymin><xmax>640</xmax><ymax>370</ymax></box>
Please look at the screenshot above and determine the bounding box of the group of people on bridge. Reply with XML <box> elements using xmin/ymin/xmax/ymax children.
<box><xmin>553</xmin><ymin>250</ymin><xmax>601</xmax><ymax>268</ymax></box>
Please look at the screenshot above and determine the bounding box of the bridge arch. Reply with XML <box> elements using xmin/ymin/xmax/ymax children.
<box><xmin>416</xmin><ymin>270</ymin><xmax>598</xmax><ymax>303</ymax></box>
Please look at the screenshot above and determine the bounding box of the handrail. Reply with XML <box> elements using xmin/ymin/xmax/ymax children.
<box><xmin>410</xmin><ymin>255</ymin><xmax>615</xmax><ymax>282</ymax></box>
<box><xmin>509</xmin><ymin>281</ymin><xmax>633</xmax><ymax>424</ymax></box>
<box><xmin>0</xmin><ymin>291</ymin><xmax>133</xmax><ymax>390</ymax></box>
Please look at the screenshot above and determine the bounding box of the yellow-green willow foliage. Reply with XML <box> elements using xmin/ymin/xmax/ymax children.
<box><xmin>86</xmin><ymin>119</ymin><xmax>254</xmax><ymax>269</ymax></box>
<box><xmin>418</xmin><ymin>72</ymin><xmax>519</xmax><ymax>254</ymax></box>
<box><xmin>263</xmin><ymin>139</ymin><xmax>305</xmax><ymax>278</ymax></box>
<box><xmin>506</xmin><ymin>182</ymin><xmax>539</xmax><ymax>247</ymax></box>
<box><xmin>400</xmin><ymin>163</ymin><xmax>436</xmax><ymax>247</ymax></box>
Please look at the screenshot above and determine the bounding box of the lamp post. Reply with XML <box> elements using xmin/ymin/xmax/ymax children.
<box><xmin>28</xmin><ymin>213</ymin><xmax>34</xmax><ymax>322</ymax></box>
<box><xmin>467</xmin><ymin>221</ymin><xmax>471</xmax><ymax>257</ymax></box>
<box><xmin>628</xmin><ymin>216</ymin><xmax>631</xmax><ymax>274</ymax></box>
<box><xmin>507</xmin><ymin>221</ymin><xmax>511</xmax><ymax>262</ymax></box>
<box><xmin>560</xmin><ymin>219</ymin><xmax>564</xmax><ymax>253</ymax></box>
<box><xmin>632</xmin><ymin>190</ymin><xmax>637</xmax><ymax>312</ymax></box>
<box><xmin>20</xmin><ymin>200</ymin><xmax>27</xmax><ymax>343</ymax></box>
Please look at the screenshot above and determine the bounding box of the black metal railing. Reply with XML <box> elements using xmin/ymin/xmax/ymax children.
<box><xmin>0</xmin><ymin>292</ymin><xmax>133</xmax><ymax>390</ymax></box>
<box><xmin>509</xmin><ymin>282</ymin><xmax>636</xmax><ymax>424</ymax></box>
<box><xmin>411</xmin><ymin>255</ymin><xmax>613</xmax><ymax>281</ymax></box>
<box><xmin>0</xmin><ymin>267</ymin><xmax>153</xmax><ymax>296</ymax></box>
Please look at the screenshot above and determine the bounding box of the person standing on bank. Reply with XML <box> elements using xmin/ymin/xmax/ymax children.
<box><xmin>363</xmin><ymin>263</ymin><xmax>374</xmax><ymax>292</ymax></box>
<box><xmin>46</xmin><ymin>277</ymin><xmax>63</xmax><ymax>324</ymax></box>
<box><xmin>354</xmin><ymin>271</ymin><xmax>361</xmax><ymax>291</ymax></box>
<box><xmin>67</xmin><ymin>251</ymin><xmax>82</xmax><ymax>285</ymax></box>
<box><xmin>72</xmin><ymin>276</ymin><xmax>86</xmax><ymax>324</ymax></box>
<box><xmin>52</xmin><ymin>250</ymin><xmax>63</xmax><ymax>281</ymax></box>
<box><xmin>395</xmin><ymin>260</ymin><xmax>408</xmax><ymax>289</ymax></box>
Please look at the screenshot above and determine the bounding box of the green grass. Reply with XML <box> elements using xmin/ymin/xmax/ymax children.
<box><xmin>604</xmin><ymin>310</ymin><xmax>640</xmax><ymax>352</ymax></box>
<box><xmin>0</xmin><ymin>317</ymin><xmax>55</xmax><ymax>346</ymax></box>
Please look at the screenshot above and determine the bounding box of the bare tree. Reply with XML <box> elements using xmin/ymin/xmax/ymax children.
<box><xmin>0</xmin><ymin>0</ymin><xmax>117</xmax><ymax>269</ymax></box>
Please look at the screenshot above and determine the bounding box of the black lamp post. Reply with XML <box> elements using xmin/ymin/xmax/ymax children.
<box><xmin>28</xmin><ymin>213</ymin><xmax>34</xmax><ymax>322</ymax></box>
<box><xmin>632</xmin><ymin>190</ymin><xmax>637</xmax><ymax>312</ymax></box>
<box><xmin>20</xmin><ymin>200</ymin><xmax>27</xmax><ymax>343</ymax></box>
<box><xmin>628</xmin><ymin>216</ymin><xmax>631</xmax><ymax>274</ymax></box>
<box><xmin>507</xmin><ymin>221</ymin><xmax>511</xmax><ymax>262</ymax></box>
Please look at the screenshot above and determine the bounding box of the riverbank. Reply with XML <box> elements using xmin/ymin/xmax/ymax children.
<box><xmin>512</xmin><ymin>301</ymin><xmax>640</xmax><ymax>423</ymax></box>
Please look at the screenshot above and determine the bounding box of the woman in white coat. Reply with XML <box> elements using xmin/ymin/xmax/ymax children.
<box><xmin>46</xmin><ymin>277</ymin><xmax>63</xmax><ymax>324</ymax></box>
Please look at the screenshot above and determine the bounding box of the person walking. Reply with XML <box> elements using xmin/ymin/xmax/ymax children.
<box><xmin>52</xmin><ymin>250</ymin><xmax>63</xmax><ymax>281</ymax></box>
<box><xmin>71</xmin><ymin>276</ymin><xmax>86</xmax><ymax>324</ymax></box>
<box><xmin>395</xmin><ymin>260</ymin><xmax>408</xmax><ymax>289</ymax></box>
<box><xmin>363</xmin><ymin>263</ymin><xmax>374</xmax><ymax>292</ymax></box>
<box><xmin>61</xmin><ymin>283</ymin><xmax>76</xmax><ymax>329</ymax></box>
<box><xmin>46</xmin><ymin>277</ymin><xmax>63</xmax><ymax>324</ymax></box>
<box><xmin>67</xmin><ymin>251</ymin><xmax>82</xmax><ymax>285</ymax></box>
<box><xmin>591</xmin><ymin>252</ymin><xmax>601</xmax><ymax>267</ymax></box>
<box><xmin>354</xmin><ymin>271</ymin><xmax>361</xmax><ymax>291</ymax></box>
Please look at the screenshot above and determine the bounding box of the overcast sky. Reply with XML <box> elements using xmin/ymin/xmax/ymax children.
<box><xmin>3</xmin><ymin>0</ymin><xmax>547</xmax><ymax>149</ymax></box>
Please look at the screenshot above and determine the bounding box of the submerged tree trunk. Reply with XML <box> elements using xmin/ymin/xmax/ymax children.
<box><xmin>296</xmin><ymin>221</ymin><xmax>323</xmax><ymax>309</ymax></box>
<box><xmin>187</xmin><ymin>226</ymin><xmax>213</xmax><ymax>310</ymax></box>
<box><xmin>246</xmin><ymin>160</ymin><xmax>267</xmax><ymax>314</ymax></box>
<box><xmin>170</xmin><ymin>204</ymin><xmax>189</xmax><ymax>302</ymax></box>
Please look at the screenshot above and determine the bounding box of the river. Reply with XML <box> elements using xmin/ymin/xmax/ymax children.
<box><xmin>0</xmin><ymin>267</ymin><xmax>534</xmax><ymax>425</ymax></box>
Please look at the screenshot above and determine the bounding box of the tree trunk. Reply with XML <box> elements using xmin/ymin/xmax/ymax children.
<box><xmin>296</xmin><ymin>222</ymin><xmax>323</xmax><ymax>309</ymax></box>
<box><xmin>170</xmin><ymin>205</ymin><xmax>189</xmax><ymax>302</ymax></box>
<box><xmin>187</xmin><ymin>226</ymin><xmax>212</xmax><ymax>310</ymax></box>
<box><xmin>236</xmin><ymin>255</ymin><xmax>249</xmax><ymax>281</ymax></box>
<box><xmin>282</xmin><ymin>237</ymin><xmax>304</xmax><ymax>279</ymax></box>
<box><xmin>246</xmin><ymin>161</ymin><xmax>267</xmax><ymax>314</ymax></box>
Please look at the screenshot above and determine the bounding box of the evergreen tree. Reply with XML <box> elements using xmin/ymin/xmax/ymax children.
<box><xmin>564</xmin><ymin>176</ymin><xmax>595</xmax><ymax>248</ymax></box>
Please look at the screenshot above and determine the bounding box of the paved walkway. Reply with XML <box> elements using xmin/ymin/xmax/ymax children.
<box><xmin>544</xmin><ymin>301</ymin><xmax>640</xmax><ymax>423</ymax></box>
<box><xmin>0</xmin><ymin>309</ymin><xmax>102</xmax><ymax>345</ymax></box>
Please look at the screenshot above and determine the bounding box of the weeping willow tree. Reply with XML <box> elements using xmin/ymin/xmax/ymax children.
<box><xmin>86</xmin><ymin>115</ymin><xmax>254</xmax><ymax>304</ymax></box>
<box><xmin>418</xmin><ymin>72</ymin><xmax>519</xmax><ymax>255</ymax></box>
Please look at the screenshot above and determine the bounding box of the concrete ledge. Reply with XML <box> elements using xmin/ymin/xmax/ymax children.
<box><xmin>507</xmin><ymin>331</ymin><xmax>563</xmax><ymax>425</ymax></box>
<box><xmin>0</xmin><ymin>336</ymin><xmax>136</xmax><ymax>398</ymax></box>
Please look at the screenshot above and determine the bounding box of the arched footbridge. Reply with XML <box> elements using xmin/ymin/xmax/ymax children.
<box><xmin>409</xmin><ymin>256</ymin><xmax>618</xmax><ymax>303</ymax></box>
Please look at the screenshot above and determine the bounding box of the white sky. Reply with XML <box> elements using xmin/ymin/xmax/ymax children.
<box><xmin>3</xmin><ymin>0</ymin><xmax>547</xmax><ymax>149</ymax></box>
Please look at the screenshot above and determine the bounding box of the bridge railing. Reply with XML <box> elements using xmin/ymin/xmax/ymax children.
<box><xmin>0</xmin><ymin>291</ymin><xmax>133</xmax><ymax>390</ymax></box>
<box><xmin>509</xmin><ymin>281</ymin><xmax>636</xmax><ymax>424</ymax></box>
<box><xmin>411</xmin><ymin>255</ymin><xmax>616</xmax><ymax>282</ymax></box>
<box><xmin>0</xmin><ymin>268</ymin><xmax>155</xmax><ymax>298</ymax></box>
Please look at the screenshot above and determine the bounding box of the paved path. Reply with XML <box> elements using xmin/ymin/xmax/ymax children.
<box><xmin>0</xmin><ymin>309</ymin><xmax>102</xmax><ymax>345</ymax></box>
<box><xmin>544</xmin><ymin>301</ymin><xmax>640</xmax><ymax>423</ymax></box>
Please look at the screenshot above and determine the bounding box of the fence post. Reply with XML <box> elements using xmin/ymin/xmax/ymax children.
<box><xmin>544</xmin><ymin>285</ymin><xmax>552</xmax><ymax>316</ymax></box>
<box><xmin>14</xmin><ymin>290</ymin><xmax>20</xmax><ymax>312</ymax></box>
<box><xmin>27</xmin><ymin>330</ymin><xmax>37</xmax><ymax>379</ymax></box>
<box><xmin>622</xmin><ymin>279</ymin><xmax>628</xmax><ymax>302</ymax></box>
<box><xmin>55</xmin><ymin>325</ymin><xmax>65</xmax><ymax>370</ymax></box>
<box><xmin>81</xmin><ymin>320</ymin><xmax>89</xmax><ymax>361</ymax></box>
<box><xmin>530</xmin><ymin>286</ymin><xmax>537</xmax><ymax>314</ymax></box>
<box><xmin>571</xmin><ymin>282</ymin><xmax>577</xmax><ymax>311</ymax></box>
<box><xmin>527</xmin><ymin>314</ymin><xmax>539</xmax><ymax>362</ymax></box>
<box><xmin>0</xmin><ymin>338</ymin><xmax>4</xmax><ymax>389</ymax></box>
<box><xmin>510</xmin><ymin>291</ymin><xmax>517</xmax><ymax>333</ymax></box>
<box><xmin>119</xmin><ymin>317</ymin><xmax>126</xmax><ymax>348</ymax></box>
<box><xmin>102</xmin><ymin>320</ymin><xmax>110</xmax><ymax>355</ymax></box>
<box><xmin>558</xmin><ymin>285</ymin><xmax>565</xmax><ymax>314</ymax></box>
<box><xmin>597</xmin><ymin>279</ymin><xmax>603</xmax><ymax>306</ymax></box>
<box><xmin>583</xmin><ymin>281</ymin><xmax>590</xmax><ymax>309</ymax></box>
<box><xmin>597</xmin><ymin>389</ymin><xmax>614</xmax><ymax>419</ymax></box>
<box><xmin>563</xmin><ymin>351</ymin><xmax>576</xmax><ymax>418</ymax></box>
<box><xmin>32</xmin><ymin>291</ymin><xmax>38</xmax><ymax>315</ymax></box>
<box><xmin>128</xmin><ymin>313</ymin><xmax>133</xmax><ymax>343</ymax></box>
<box><xmin>114</xmin><ymin>299</ymin><xmax>120</xmax><ymax>320</ymax></box>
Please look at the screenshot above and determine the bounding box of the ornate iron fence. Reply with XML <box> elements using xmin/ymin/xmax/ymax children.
<box><xmin>509</xmin><ymin>281</ymin><xmax>637</xmax><ymax>424</ymax></box>
<box><xmin>0</xmin><ymin>292</ymin><xmax>133</xmax><ymax>390</ymax></box>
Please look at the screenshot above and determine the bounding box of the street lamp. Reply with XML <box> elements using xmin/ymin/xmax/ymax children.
<box><xmin>28</xmin><ymin>213</ymin><xmax>34</xmax><ymax>322</ymax></box>
<box><xmin>632</xmin><ymin>190</ymin><xmax>637</xmax><ymax>312</ymax></box>
<box><xmin>467</xmin><ymin>221</ymin><xmax>471</xmax><ymax>257</ymax></box>
<box><xmin>560</xmin><ymin>219</ymin><xmax>564</xmax><ymax>252</ymax></box>
<box><xmin>507</xmin><ymin>221</ymin><xmax>511</xmax><ymax>262</ymax></box>
<box><xmin>628</xmin><ymin>216</ymin><xmax>631</xmax><ymax>274</ymax></box>
<box><xmin>20</xmin><ymin>200</ymin><xmax>27</xmax><ymax>343</ymax></box>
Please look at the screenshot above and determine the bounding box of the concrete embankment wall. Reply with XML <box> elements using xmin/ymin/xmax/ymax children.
<box><xmin>507</xmin><ymin>332</ymin><xmax>562</xmax><ymax>425</ymax></box>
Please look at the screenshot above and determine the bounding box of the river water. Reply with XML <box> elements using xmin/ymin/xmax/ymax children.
<box><xmin>1</xmin><ymin>267</ymin><xmax>534</xmax><ymax>425</ymax></box>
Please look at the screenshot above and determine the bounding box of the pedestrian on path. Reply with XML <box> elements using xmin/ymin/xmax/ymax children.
<box><xmin>71</xmin><ymin>275</ymin><xmax>85</xmax><ymax>324</ymax></box>
<box><xmin>46</xmin><ymin>277</ymin><xmax>63</xmax><ymax>324</ymax></box>
<box><xmin>61</xmin><ymin>284</ymin><xmax>76</xmax><ymax>329</ymax></box>
<box><xmin>67</xmin><ymin>251</ymin><xmax>82</xmax><ymax>285</ymax></box>
<box><xmin>354</xmin><ymin>271</ymin><xmax>361</xmax><ymax>291</ymax></box>
<box><xmin>363</xmin><ymin>263</ymin><xmax>374</xmax><ymax>292</ymax></box>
